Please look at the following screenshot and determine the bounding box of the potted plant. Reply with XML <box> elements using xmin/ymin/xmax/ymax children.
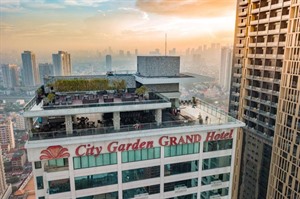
<box><xmin>135</xmin><ymin>86</ymin><xmax>147</xmax><ymax>99</ymax></box>
<box><xmin>47</xmin><ymin>93</ymin><xmax>56</xmax><ymax>105</ymax></box>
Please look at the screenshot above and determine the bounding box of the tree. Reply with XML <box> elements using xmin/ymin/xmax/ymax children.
<box><xmin>135</xmin><ymin>86</ymin><xmax>147</xmax><ymax>96</ymax></box>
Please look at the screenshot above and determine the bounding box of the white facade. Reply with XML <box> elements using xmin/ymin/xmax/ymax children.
<box><xmin>27</xmin><ymin>117</ymin><xmax>242</xmax><ymax>199</ymax></box>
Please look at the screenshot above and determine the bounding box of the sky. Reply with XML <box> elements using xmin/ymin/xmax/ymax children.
<box><xmin>0</xmin><ymin>0</ymin><xmax>236</xmax><ymax>54</ymax></box>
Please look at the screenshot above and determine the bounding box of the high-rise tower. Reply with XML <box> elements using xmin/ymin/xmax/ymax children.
<box><xmin>1</xmin><ymin>64</ymin><xmax>19</xmax><ymax>88</ymax></box>
<box><xmin>267</xmin><ymin>1</ymin><xmax>300</xmax><ymax>198</ymax></box>
<box><xmin>106</xmin><ymin>55</ymin><xmax>112</xmax><ymax>72</ymax></box>
<box><xmin>52</xmin><ymin>51</ymin><xmax>71</xmax><ymax>76</ymax></box>
<box><xmin>0</xmin><ymin>147</ymin><xmax>12</xmax><ymax>199</ymax></box>
<box><xmin>220</xmin><ymin>47</ymin><xmax>233</xmax><ymax>92</ymax></box>
<box><xmin>229</xmin><ymin>0</ymin><xmax>293</xmax><ymax>198</ymax></box>
<box><xmin>21</xmin><ymin>51</ymin><xmax>39</xmax><ymax>86</ymax></box>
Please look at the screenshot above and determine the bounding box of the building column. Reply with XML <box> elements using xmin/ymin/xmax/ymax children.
<box><xmin>155</xmin><ymin>109</ymin><xmax>162</xmax><ymax>126</ymax></box>
<box><xmin>65</xmin><ymin>115</ymin><xmax>73</xmax><ymax>135</ymax></box>
<box><xmin>113</xmin><ymin>112</ymin><xmax>120</xmax><ymax>130</ymax></box>
<box><xmin>25</xmin><ymin>118</ymin><xmax>33</xmax><ymax>137</ymax></box>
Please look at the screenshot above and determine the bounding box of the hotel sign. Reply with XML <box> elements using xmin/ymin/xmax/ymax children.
<box><xmin>40</xmin><ymin>129</ymin><xmax>233</xmax><ymax>160</ymax></box>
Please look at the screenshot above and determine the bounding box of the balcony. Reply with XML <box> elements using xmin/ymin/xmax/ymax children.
<box><xmin>250</xmin><ymin>20</ymin><xmax>258</xmax><ymax>25</ymax></box>
<box><xmin>232</xmin><ymin>92</ymin><xmax>240</xmax><ymax>97</ymax></box>
<box><xmin>283</xmin><ymin>1</ymin><xmax>291</xmax><ymax>7</ymax></box>
<box><xmin>280</xmin><ymin>28</ymin><xmax>288</xmax><ymax>33</ymax></box>
<box><xmin>233</xmin><ymin>73</ymin><xmax>242</xmax><ymax>78</ymax></box>
<box><xmin>260</xmin><ymin>5</ymin><xmax>271</xmax><ymax>12</ymax></box>
<box><xmin>251</xmin><ymin>8</ymin><xmax>260</xmax><ymax>14</ymax></box>
<box><xmin>271</xmin><ymin>2</ymin><xmax>283</xmax><ymax>10</ymax></box>
<box><xmin>232</xmin><ymin>82</ymin><xmax>241</xmax><ymax>87</ymax></box>
<box><xmin>252</xmin><ymin>0</ymin><xmax>259</xmax><ymax>2</ymax></box>
<box><xmin>237</xmin><ymin>33</ymin><xmax>246</xmax><ymax>37</ymax></box>
<box><xmin>247</xmin><ymin>54</ymin><xmax>255</xmax><ymax>58</ymax></box>
<box><xmin>269</xmin><ymin>16</ymin><xmax>281</xmax><ymax>22</ymax></box>
<box><xmin>239</xmin><ymin>0</ymin><xmax>248</xmax><ymax>6</ymax></box>
<box><xmin>238</xmin><ymin>22</ymin><xmax>246</xmax><ymax>27</ymax></box>
<box><xmin>257</xmin><ymin>30</ymin><xmax>268</xmax><ymax>35</ymax></box>
<box><xmin>234</xmin><ymin>64</ymin><xmax>242</xmax><ymax>68</ymax></box>
<box><xmin>235</xmin><ymin>53</ymin><xmax>244</xmax><ymax>58</ymax></box>
<box><xmin>265</xmin><ymin>54</ymin><xmax>277</xmax><ymax>59</ymax></box>
<box><xmin>267</xmin><ymin>42</ymin><xmax>278</xmax><ymax>47</ymax></box>
<box><xmin>239</xmin><ymin>10</ymin><xmax>248</xmax><ymax>17</ymax></box>
<box><xmin>277</xmin><ymin>54</ymin><xmax>284</xmax><ymax>59</ymax></box>
<box><xmin>248</xmin><ymin>43</ymin><xmax>256</xmax><ymax>47</ymax></box>
<box><xmin>248</xmin><ymin>31</ymin><xmax>257</xmax><ymax>36</ymax></box>
<box><xmin>279</xmin><ymin>42</ymin><xmax>286</xmax><ymax>46</ymax></box>
<box><xmin>236</xmin><ymin>43</ymin><xmax>244</xmax><ymax>48</ymax></box>
<box><xmin>256</xmin><ymin>42</ymin><xmax>267</xmax><ymax>47</ymax></box>
<box><xmin>268</xmin><ymin>29</ymin><xmax>280</xmax><ymax>35</ymax></box>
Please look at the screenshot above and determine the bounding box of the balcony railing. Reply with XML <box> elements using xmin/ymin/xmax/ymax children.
<box><xmin>28</xmin><ymin>99</ymin><xmax>241</xmax><ymax>141</ymax></box>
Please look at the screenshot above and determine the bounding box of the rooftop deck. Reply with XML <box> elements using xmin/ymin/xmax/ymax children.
<box><xmin>28</xmin><ymin>100</ymin><xmax>243</xmax><ymax>141</ymax></box>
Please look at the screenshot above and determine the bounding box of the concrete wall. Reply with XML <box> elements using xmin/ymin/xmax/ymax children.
<box><xmin>145</xmin><ymin>83</ymin><xmax>179</xmax><ymax>92</ymax></box>
<box><xmin>137</xmin><ymin>56</ymin><xmax>180</xmax><ymax>77</ymax></box>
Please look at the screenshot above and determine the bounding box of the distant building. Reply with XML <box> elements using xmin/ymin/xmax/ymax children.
<box><xmin>39</xmin><ymin>63</ymin><xmax>54</xmax><ymax>84</ymax></box>
<box><xmin>135</xmin><ymin>49</ymin><xmax>138</xmax><ymax>56</ymax></box>
<box><xmin>169</xmin><ymin>48</ymin><xmax>176</xmax><ymax>56</ymax></box>
<box><xmin>11</xmin><ymin>150</ymin><xmax>26</xmax><ymax>172</ymax></box>
<box><xmin>219</xmin><ymin>47</ymin><xmax>232</xmax><ymax>92</ymax></box>
<box><xmin>0</xmin><ymin>147</ymin><xmax>12</xmax><ymax>199</ymax></box>
<box><xmin>21</xmin><ymin>51</ymin><xmax>39</xmax><ymax>86</ymax></box>
<box><xmin>0</xmin><ymin>119</ymin><xmax>15</xmax><ymax>151</ymax></box>
<box><xmin>52</xmin><ymin>51</ymin><xmax>71</xmax><ymax>76</ymax></box>
<box><xmin>1</xmin><ymin>64</ymin><xmax>19</xmax><ymax>89</ymax></box>
<box><xmin>106</xmin><ymin>55</ymin><xmax>112</xmax><ymax>71</ymax></box>
<box><xmin>15</xmin><ymin>114</ymin><xmax>26</xmax><ymax>131</ymax></box>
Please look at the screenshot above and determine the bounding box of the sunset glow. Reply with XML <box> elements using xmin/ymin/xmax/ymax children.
<box><xmin>0</xmin><ymin>0</ymin><xmax>236</xmax><ymax>54</ymax></box>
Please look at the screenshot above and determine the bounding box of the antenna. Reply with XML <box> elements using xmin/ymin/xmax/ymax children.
<box><xmin>165</xmin><ymin>33</ymin><xmax>167</xmax><ymax>56</ymax></box>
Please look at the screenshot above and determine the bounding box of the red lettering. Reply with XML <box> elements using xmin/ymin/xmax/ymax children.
<box><xmin>126</xmin><ymin>143</ymin><xmax>132</xmax><ymax>151</ymax></box>
<box><xmin>118</xmin><ymin>144</ymin><xmax>125</xmax><ymax>152</ymax></box>
<box><xmin>205</xmin><ymin>132</ymin><xmax>215</xmax><ymax>141</ymax></box>
<box><xmin>170</xmin><ymin>137</ymin><xmax>177</xmax><ymax>145</ymax></box>
<box><xmin>159</xmin><ymin>136</ymin><xmax>169</xmax><ymax>146</ymax></box>
<box><xmin>193</xmin><ymin>134</ymin><xmax>202</xmax><ymax>142</ymax></box>
<box><xmin>214</xmin><ymin>134</ymin><xmax>221</xmax><ymax>140</ymax></box>
<box><xmin>107</xmin><ymin>142</ymin><xmax>118</xmax><ymax>152</ymax></box>
<box><xmin>186</xmin><ymin>135</ymin><xmax>193</xmax><ymax>143</ymax></box>
<box><xmin>75</xmin><ymin>145</ymin><xmax>86</xmax><ymax>156</ymax></box>
<box><xmin>139</xmin><ymin>141</ymin><xmax>146</xmax><ymax>149</ymax></box>
<box><xmin>94</xmin><ymin>146</ymin><xmax>102</xmax><ymax>157</ymax></box>
<box><xmin>132</xmin><ymin>139</ymin><xmax>140</xmax><ymax>150</ymax></box>
<box><xmin>146</xmin><ymin>141</ymin><xmax>153</xmax><ymax>148</ymax></box>
<box><xmin>178</xmin><ymin>136</ymin><xmax>186</xmax><ymax>144</ymax></box>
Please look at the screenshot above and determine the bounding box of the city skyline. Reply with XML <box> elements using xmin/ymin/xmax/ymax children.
<box><xmin>1</xmin><ymin>0</ymin><xmax>236</xmax><ymax>55</ymax></box>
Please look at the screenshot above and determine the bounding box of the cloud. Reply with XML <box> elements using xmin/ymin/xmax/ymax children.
<box><xmin>0</xmin><ymin>0</ymin><xmax>23</xmax><ymax>12</ymax></box>
<box><xmin>64</xmin><ymin>0</ymin><xmax>110</xmax><ymax>7</ymax></box>
<box><xmin>136</xmin><ymin>0</ymin><xmax>235</xmax><ymax>18</ymax></box>
<box><xmin>0</xmin><ymin>23</ymin><xmax>16</xmax><ymax>32</ymax></box>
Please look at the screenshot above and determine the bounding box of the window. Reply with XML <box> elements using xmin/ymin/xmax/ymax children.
<box><xmin>122</xmin><ymin>166</ymin><xmax>160</xmax><ymax>183</ymax></box>
<box><xmin>202</xmin><ymin>155</ymin><xmax>231</xmax><ymax>170</ymax></box>
<box><xmin>49</xmin><ymin>179</ymin><xmax>70</xmax><ymax>194</ymax></box>
<box><xmin>75</xmin><ymin>172</ymin><xmax>118</xmax><ymax>190</ymax></box>
<box><xmin>122</xmin><ymin>147</ymin><xmax>160</xmax><ymax>163</ymax></box>
<box><xmin>48</xmin><ymin>158</ymin><xmax>68</xmax><ymax>167</ymax></box>
<box><xmin>36</xmin><ymin>176</ymin><xmax>44</xmax><ymax>190</ymax></box>
<box><xmin>38</xmin><ymin>197</ymin><xmax>45</xmax><ymax>199</ymax></box>
<box><xmin>73</xmin><ymin>152</ymin><xmax>117</xmax><ymax>169</ymax></box>
<box><xmin>201</xmin><ymin>173</ymin><xmax>230</xmax><ymax>185</ymax></box>
<box><xmin>34</xmin><ymin>161</ymin><xmax>42</xmax><ymax>169</ymax></box>
<box><xmin>164</xmin><ymin>178</ymin><xmax>198</xmax><ymax>192</ymax></box>
<box><xmin>203</xmin><ymin>139</ymin><xmax>232</xmax><ymax>152</ymax></box>
<box><xmin>201</xmin><ymin>187</ymin><xmax>229</xmax><ymax>198</ymax></box>
<box><xmin>166</xmin><ymin>193</ymin><xmax>197</xmax><ymax>199</ymax></box>
<box><xmin>164</xmin><ymin>143</ymin><xmax>199</xmax><ymax>157</ymax></box>
<box><xmin>165</xmin><ymin>160</ymin><xmax>198</xmax><ymax>176</ymax></box>
<box><xmin>76</xmin><ymin>192</ymin><xmax>118</xmax><ymax>199</ymax></box>
<box><xmin>123</xmin><ymin>184</ymin><xmax>160</xmax><ymax>198</ymax></box>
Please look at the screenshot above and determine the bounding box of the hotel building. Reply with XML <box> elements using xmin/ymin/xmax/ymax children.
<box><xmin>230</xmin><ymin>0</ymin><xmax>299</xmax><ymax>198</ymax></box>
<box><xmin>25</xmin><ymin>56</ymin><xmax>244</xmax><ymax>199</ymax></box>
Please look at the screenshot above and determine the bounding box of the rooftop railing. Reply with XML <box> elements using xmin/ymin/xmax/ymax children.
<box><xmin>28</xmin><ymin>102</ymin><xmax>241</xmax><ymax>141</ymax></box>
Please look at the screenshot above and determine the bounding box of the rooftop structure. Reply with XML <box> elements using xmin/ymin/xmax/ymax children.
<box><xmin>25</xmin><ymin>56</ymin><xmax>244</xmax><ymax>199</ymax></box>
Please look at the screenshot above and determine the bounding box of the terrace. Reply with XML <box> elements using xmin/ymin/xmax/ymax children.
<box><xmin>27</xmin><ymin>99</ymin><xmax>241</xmax><ymax>141</ymax></box>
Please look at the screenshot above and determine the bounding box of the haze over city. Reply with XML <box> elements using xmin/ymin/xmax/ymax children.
<box><xmin>1</xmin><ymin>0</ymin><xmax>236</xmax><ymax>57</ymax></box>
